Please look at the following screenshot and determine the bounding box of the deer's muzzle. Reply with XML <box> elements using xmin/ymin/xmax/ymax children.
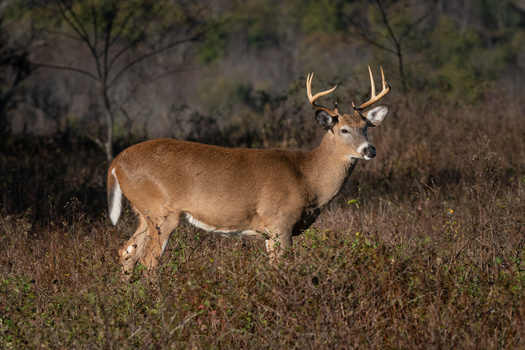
<box><xmin>363</xmin><ymin>145</ymin><xmax>376</xmax><ymax>159</ymax></box>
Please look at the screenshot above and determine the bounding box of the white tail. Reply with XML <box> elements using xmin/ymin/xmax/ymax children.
<box><xmin>108</xmin><ymin>67</ymin><xmax>391</xmax><ymax>277</ymax></box>
<box><xmin>108</xmin><ymin>169</ymin><xmax>123</xmax><ymax>225</ymax></box>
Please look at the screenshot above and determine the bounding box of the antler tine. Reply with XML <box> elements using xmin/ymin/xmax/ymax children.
<box><xmin>307</xmin><ymin>73</ymin><xmax>338</xmax><ymax>114</ymax></box>
<box><xmin>356</xmin><ymin>66</ymin><xmax>391</xmax><ymax>110</ymax></box>
<box><xmin>368</xmin><ymin>66</ymin><xmax>376</xmax><ymax>99</ymax></box>
<box><xmin>381</xmin><ymin>66</ymin><xmax>388</xmax><ymax>90</ymax></box>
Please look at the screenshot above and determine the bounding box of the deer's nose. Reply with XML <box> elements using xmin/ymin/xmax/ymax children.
<box><xmin>363</xmin><ymin>145</ymin><xmax>376</xmax><ymax>159</ymax></box>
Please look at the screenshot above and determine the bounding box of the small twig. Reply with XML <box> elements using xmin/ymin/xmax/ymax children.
<box><xmin>170</xmin><ymin>312</ymin><xmax>199</xmax><ymax>335</ymax></box>
<box><xmin>399</xmin><ymin>291</ymin><xmax>437</xmax><ymax>311</ymax></box>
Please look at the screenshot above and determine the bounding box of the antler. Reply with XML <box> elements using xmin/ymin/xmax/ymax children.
<box><xmin>306</xmin><ymin>73</ymin><xmax>338</xmax><ymax>115</ymax></box>
<box><xmin>355</xmin><ymin>66</ymin><xmax>391</xmax><ymax>110</ymax></box>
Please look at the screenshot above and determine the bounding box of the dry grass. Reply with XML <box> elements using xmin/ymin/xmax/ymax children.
<box><xmin>1</xmin><ymin>91</ymin><xmax>525</xmax><ymax>348</ymax></box>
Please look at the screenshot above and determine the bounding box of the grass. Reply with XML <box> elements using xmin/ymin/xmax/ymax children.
<box><xmin>1</xmin><ymin>206</ymin><xmax>525</xmax><ymax>348</ymax></box>
<box><xmin>1</xmin><ymin>91</ymin><xmax>525</xmax><ymax>348</ymax></box>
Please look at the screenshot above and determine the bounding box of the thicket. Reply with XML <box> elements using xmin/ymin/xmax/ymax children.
<box><xmin>1</xmin><ymin>0</ymin><xmax>524</xmax><ymax>151</ymax></box>
<box><xmin>1</xmin><ymin>0</ymin><xmax>525</xmax><ymax>348</ymax></box>
<box><xmin>1</xmin><ymin>90</ymin><xmax>524</xmax><ymax>348</ymax></box>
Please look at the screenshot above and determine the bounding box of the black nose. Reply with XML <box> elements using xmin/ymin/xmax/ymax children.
<box><xmin>364</xmin><ymin>145</ymin><xmax>376</xmax><ymax>158</ymax></box>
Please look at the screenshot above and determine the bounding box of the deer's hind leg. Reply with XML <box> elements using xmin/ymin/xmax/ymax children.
<box><xmin>119</xmin><ymin>213</ymin><xmax>149</xmax><ymax>277</ymax></box>
<box><xmin>139</xmin><ymin>210</ymin><xmax>180</xmax><ymax>271</ymax></box>
<box><xmin>119</xmin><ymin>209</ymin><xmax>180</xmax><ymax>278</ymax></box>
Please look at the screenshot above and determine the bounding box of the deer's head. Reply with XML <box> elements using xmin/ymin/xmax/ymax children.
<box><xmin>307</xmin><ymin>67</ymin><xmax>391</xmax><ymax>160</ymax></box>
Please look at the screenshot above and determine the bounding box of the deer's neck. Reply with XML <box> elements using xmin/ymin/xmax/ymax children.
<box><xmin>302</xmin><ymin>133</ymin><xmax>358</xmax><ymax>207</ymax></box>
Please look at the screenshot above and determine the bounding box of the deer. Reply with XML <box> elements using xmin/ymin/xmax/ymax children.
<box><xmin>107</xmin><ymin>67</ymin><xmax>391</xmax><ymax>277</ymax></box>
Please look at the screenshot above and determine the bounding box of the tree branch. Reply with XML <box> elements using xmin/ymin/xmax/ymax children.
<box><xmin>31</xmin><ymin>62</ymin><xmax>99</xmax><ymax>81</ymax></box>
<box><xmin>371</xmin><ymin>0</ymin><xmax>401</xmax><ymax>50</ymax></box>
<box><xmin>106</xmin><ymin>2</ymin><xmax>170</xmax><ymax>72</ymax></box>
<box><xmin>107</xmin><ymin>33</ymin><xmax>202</xmax><ymax>89</ymax></box>
<box><xmin>91</xmin><ymin>0</ymin><xmax>99</xmax><ymax>52</ymax></box>
<box><xmin>56</xmin><ymin>0</ymin><xmax>91</xmax><ymax>46</ymax></box>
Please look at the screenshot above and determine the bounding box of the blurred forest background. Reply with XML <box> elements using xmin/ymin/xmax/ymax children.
<box><xmin>0</xmin><ymin>0</ymin><xmax>524</xmax><ymax>220</ymax></box>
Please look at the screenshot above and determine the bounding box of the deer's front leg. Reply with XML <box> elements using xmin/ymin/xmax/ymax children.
<box><xmin>264</xmin><ymin>228</ymin><xmax>292</xmax><ymax>262</ymax></box>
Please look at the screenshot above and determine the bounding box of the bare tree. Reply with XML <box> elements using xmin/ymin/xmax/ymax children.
<box><xmin>27</xmin><ymin>0</ymin><xmax>213</xmax><ymax>161</ymax></box>
<box><xmin>343</xmin><ymin>0</ymin><xmax>436</xmax><ymax>94</ymax></box>
<box><xmin>0</xmin><ymin>0</ymin><xmax>33</xmax><ymax>140</ymax></box>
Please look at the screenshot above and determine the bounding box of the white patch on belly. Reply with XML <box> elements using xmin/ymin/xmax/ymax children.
<box><xmin>184</xmin><ymin>213</ymin><xmax>257</xmax><ymax>238</ymax></box>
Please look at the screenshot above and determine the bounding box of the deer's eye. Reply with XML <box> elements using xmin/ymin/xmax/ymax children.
<box><xmin>341</xmin><ymin>128</ymin><xmax>350</xmax><ymax>134</ymax></box>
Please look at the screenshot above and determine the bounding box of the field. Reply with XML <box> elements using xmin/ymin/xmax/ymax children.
<box><xmin>1</xmin><ymin>90</ymin><xmax>524</xmax><ymax>349</ymax></box>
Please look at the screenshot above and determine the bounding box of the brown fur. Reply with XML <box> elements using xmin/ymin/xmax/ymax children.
<box><xmin>108</xmin><ymin>82</ymin><xmax>390</xmax><ymax>277</ymax></box>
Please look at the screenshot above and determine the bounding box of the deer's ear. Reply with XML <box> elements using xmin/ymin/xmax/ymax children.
<box><xmin>316</xmin><ymin>110</ymin><xmax>338</xmax><ymax>130</ymax></box>
<box><xmin>363</xmin><ymin>105</ymin><xmax>389</xmax><ymax>127</ymax></box>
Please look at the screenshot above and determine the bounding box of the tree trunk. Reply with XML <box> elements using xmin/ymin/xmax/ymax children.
<box><xmin>102</xmin><ymin>88</ymin><xmax>114</xmax><ymax>162</ymax></box>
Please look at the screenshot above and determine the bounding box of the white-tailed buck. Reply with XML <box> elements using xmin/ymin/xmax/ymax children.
<box><xmin>108</xmin><ymin>67</ymin><xmax>391</xmax><ymax>276</ymax></box>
